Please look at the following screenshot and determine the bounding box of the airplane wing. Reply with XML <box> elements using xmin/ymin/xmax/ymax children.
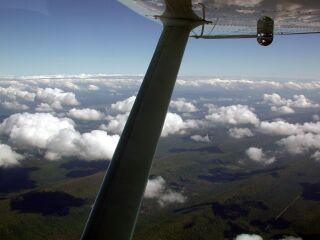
<box><xmin>119</xmin><ymin>0</ymin><xmax>320</xmax><ymax>38</ymax></box>
<box><xmin>191</xmin><ymin>31</ymin><xmax>320</xmax><ymax>39</ymax></box>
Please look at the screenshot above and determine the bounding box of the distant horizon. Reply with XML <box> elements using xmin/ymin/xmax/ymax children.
<box><xmin>1</xmin><ymin>73</ymin><xmax>319</xmax><ymax>82</ymax></box>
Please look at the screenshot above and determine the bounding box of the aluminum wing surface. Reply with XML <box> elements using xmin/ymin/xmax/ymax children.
<box><xmin>119</xmin><ymin>0</ymin><xmax>320</xmax><ymax>38</ymax></box>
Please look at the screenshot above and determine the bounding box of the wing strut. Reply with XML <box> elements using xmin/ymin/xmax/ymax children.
<box><xmin>81</xmin><ymin>19</ymin><xmax>199</xmax><ymax>240</ymax></box>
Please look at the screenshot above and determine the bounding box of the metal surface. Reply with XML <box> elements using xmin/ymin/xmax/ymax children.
<box><xmin>119</xmin><ymin>0</ymin><xmax>320</xmax><ymax>37</ymax></box>
<box><xmin>81</xmin><ymin>23</ymin><xmax>193</xmax><ymax>240</ymax></box>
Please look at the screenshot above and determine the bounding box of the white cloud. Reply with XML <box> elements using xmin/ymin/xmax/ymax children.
<box><xmin>176</xmin><ymin>78</ymin><xmax>320</xmax><ymax>91</ymax></box>
<box><xmin>234</xmin><ymin>234</ymin><xmax>302</xmax><ymax>240</ymax></box>
<box><xmin>263</xmin><ymin>93</ymin><xmax>287</xmax><ymax>106</ymax></box>
<box><xmin>246</xmin><ymin>147</ymin><xmax>263</xmax><ymax>161</ymax></box>
<box><xmin>263</xmin><ymin>93</ymin><xmax>318</xmax><ymax>113</ymax></box>
<box><xmin>278</xmin><ymin>133</ymin><xmax>320</xmax><ymax>154</ymax></box>
<box><xmin>0</xmin><ymin>113</ymin><xmax>119</xmax><ymax>161</ymax></box>
<box><xmin>35</xmin><ymin>103</ymin><xmax>56</xmax><ymax>112</ymax></box>
<box><xmin>222</xmin><ymin>0</ymin><xmax>263</xmax><ymax>8</ymax></box>
<box><xmin>205</xmin><ymin>104</ymin><xmax>260</xmax><ymax>126</ymax></box>
<box><xmin>68</xmin><ymin>108</ymin><xmax>105</xmax><ymax>121</ymax></box>
<box><xmin>190</xmin><ymin>134</ymin><xmax>211</xmax><ymax>142</ymax></box>
<box><xmin>0</xmin><ymin>86</ymin><xmax>35</xmax><ymax>102</ymax></box>
<box><xmin>107</xmin><ymin>96</ymin><xmax>201</xmax><ymax>136</ymax></box>
<box><xmin>35</xmin><ymin>88</ymin><xmax>79</xmax><ymax>111</ymax></box>
<box><xmin>1</xmin><ymin>100</ymin><xmax>29</xmax><ymax>110</ymax></box>
<box><xmin>246</xmin><ymin>147</ymin><xmax>276</xmax><ymax>165</ymax></box>
<box><xmin>111</xmin><ymin>96</ymin><xmax>136</xmax><ymax>113</ymax></box>
<box><xmin>235</xmin><ymin>234</ymin><xmax>263</xmax><ymax>240</ymax></box>
<box><xmin>258</xmin><ymin>120</ymin><xmax>320</xmax><ymax>136</ymax></box>
<box><xmin>144</xmin><ymin>176</ymin><xmax>186</xmax><ymax>207</ymax></box>
<box><xmin>0</xmin><ymin>113</ymin><xmax>75</xmax><ymax>149</ymax></box>
<box><xmin>290</xmin><ymin>95</ymin><xmax>319</xmax><ymax>108</ymax></box>
<box><xmin>0</xmin><ymin>144</ymin><xmax>24</xmax><ymax>167</ymax></box>
<box><xmin>258</xmin><ymin>120</ymin><xmax>300</xmax><ymax>136</ymax></box>
<box><xmin>2</xmin><ymin>75</ymin><xmax>320</xmax><ymax>93</ymax></box>
<box><xmin>258</xmin><ymin>119</ymin><xmax>320</xmax><ymax>156</ymax></box>
<box><xmin>229</xmin><ymin>127</ymin><xmax>253</xmax><ymax>139</ymax></box>
<box><xmin>161</xmin><ymin>112</ymin><xmax>200</xmax><ymax>137</ymax></box>
<box><xmin>105</xmin><ymin>113</ymin><xmax>130</xmax><ymax>134</ymax></box>
<box><xmin>144</xmin><ymin>176</ymin><xmax>166</xmax><ymax>199</ymax></box>
<box><xmin>311</xmin><ymin>151</ymin><xmax>320</xmax><ymax>162</ymax></box>
<box><xmin>271</xmin><ymin>106</ymin><xmax>295</xmax><ymax>114</ymax></box>
<box><xmin>88</xmin><ymin>85</ymin><xmax>100</xmax><ymax>91</ymax></box>
<box><xmin>278</xmin><ymin>237</ymin><xmax>303</xmax><ymax>240</ymax></box>
<box><xmin>106</xmin><ymin>97</ymin><xmax>200</xmax><ymax>137</ymax></box>
<box><xmin>45</xmin><ymin>129</ymin><xmax>119</xmax><ymax>161</ymax></box>
<box><xmin>0</xmin><ymin>86</ymin><xmax>79</xmax><ymax>112</ymax></box>
<box><xmin>170</xmin><ymin>98</ymin><xmax>197</xmax><ymax>113</ymax></box>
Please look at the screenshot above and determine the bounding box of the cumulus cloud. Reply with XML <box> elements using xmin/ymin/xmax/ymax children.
<box><xmin>0</xmin><ymin>86</ymin><xmax>35</xmax><ymax>102</ymax></box>
<box><xmin>234</xmin><ymin>234</ymin><xmax>302</xmax><ymax>240</ymax></box>
<box><xmin>105</xmin><ymin>113</ymin><xmax>130</xmax><ymax>134</ymax></box>
<box><xmin>205</xmin><ymin>104</ymin><xmax>260</xmax><ymax>126</ymax></box>
<box><xmin>0</xmin><ymin>113</ymin><xmax>75</xmax><ymax>149</ymax></box>
<box><xmin>190</xmin><ymin>134</ymin><xmax>211</xmax><ymax>142</ymax></box>
<box><xmin>144</xmin><ymin>176</ymin><xmax>186</xmax><ymax>207</ymax></box>
<box><xmin>161</xmin><ymin>113</ymin><xmax>200</xmax><ymax>137</ymax></box>
<box><xmin>170</xmin><ymin>98</ymin><xmax>197</xmax><ymax>113</ymax></box>
<box><xmin>88</xmin><ymin>85</ymin><xmax>100</xmax><ymax>91</ymax></box>
<box><xmin>290</xmin><ymin>95</ymin><xmax>319</xmax><ymax>108</ymax></box>
<box><xmin>111</xmin><ymin>96</ymin><xmax>136</xmax><ymax>113</ymax></box>
<box><xmin>105</xmin><ymin>111</ymin><xmax>200</xmax><ymax>137</ymax></box>
<box><xmin>246</xmin><ymin>147</ymin><xmax>276</xmax><ymax>165</ymax></box>
<box><xmin>1</xmin><ymin>100</ymin><xmax>29</xmax><ymax>110</ymax></box>
<box><xmin>311</xmin><ymin>151</ymin><xmax>320</xmax><ymax>162</ymax></box>
<box><xmin>0</xmin><ymin>113</ymin><xmax>119</xmax><ymax>161</ymax></box>
<box><xmin>234</xmin><ymin>234</ymin><xmax>263</xmax><ymax>240</ymax></box>
<box><xmin>105</xmin><ymin>96</ymin><xmax>201</xmax><ymax>137</ymax></box>
<box><xmin>257</xmin><ymin>119</ymin><xmax>320</xmax><ymax>156</ymax></box>
<box><xmin>258</xmin><ymin>120</ymin><xmax>320</xmax><ymax>136</ymax></box>
<box><xmin>0</xmin><ymin>86</ymin><xmax>79</xmax><ymax>112</ymax></box>
<box><xmin>0</xmin><ymin>144</ymin><xmax>24</xmax><ymax>167</ymax></box>
<box><xmin>271</xmin><ymin>106</ymin><xmax>295</xmax><ymax>114</ymax></box>
<box><xmin>229</xmin><ymin>127</ymin><xmax>254</xmax><ymax>139</ymax></box>
<box><xmin>263</xmin><ymin>93</ymin><xmax>318</xmax><ymax>113</ymax></box>
<box><xmin>263</xmin><ymin>93</ymin><xmax>287</xmax><ymax>106</ymax></box>
<box><xmin>45</xmin><ymin>129</ymin><xmax>119</xmax><ymax>161</ymax></box>
<box><xmin>35</xmin><ymin>103</ymin><xmax>56</xmax><ymax>112</ymax></box>
<box><xmin>68</xmin><ymin>108</ymin><xmax>105</xmax><ymax>121</ymax></box>
<box><xmin>259</xmin><ymin>120</ymin><xmax>300</xmax><ymax>136</ymax></box>
<box><xmin>35</xmin><ymin>88</ymin><xmax>79</xmax><ymax>111</ymax></box>
<box><xmin>278</xmin><ymin>133</ymin><xmax>320</xmax><ymax>154</ymax></box>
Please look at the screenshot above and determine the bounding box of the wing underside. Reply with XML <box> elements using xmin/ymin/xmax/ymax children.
<box><xmin>119</xmin><ymin>0</ymin><xmax>320</xmax><ymax>38</ymax></box>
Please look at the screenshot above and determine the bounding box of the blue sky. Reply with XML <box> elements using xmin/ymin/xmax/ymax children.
<box><xmin>0</xmin><ymin>0</ymin><xmax>320</xmax><ymax>79</ymax></box>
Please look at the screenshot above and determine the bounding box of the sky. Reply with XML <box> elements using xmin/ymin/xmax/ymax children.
<box><xmin>0</xmin><ymin>0</ymin><xmax>320</xmax><ymax>79</ymax></box>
